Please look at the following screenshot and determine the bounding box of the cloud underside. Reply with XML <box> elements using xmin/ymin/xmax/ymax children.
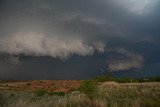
<box><xmin>1</xmin><ymin>0</ymin><xmax>158</xmax><ymax>74</ymax></box>
<box><xmin>107</xmin><ymin>49</ymin><xmax>144</xmax><ymax>72</ymax></box>
<box><xmin>0</xmin><ymin>31</ymin><xmax>105</xmax><ymax>60</ymax></box>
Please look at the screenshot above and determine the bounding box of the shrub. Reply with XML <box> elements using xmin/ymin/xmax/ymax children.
<box><xmin>155</xmin><ymin>77</ymin><xmax>160</xmax><ymax>82</ymax></box>
<box><xmin>142</xmin><ymin>100</ymin><xmax>160</xmax><ymax>107</ymax></box>
<box><xmin>116</xmin><ymin>78</ymin><xmax>131</xmax><ymax>83</ymax></box>
<box><xmin>78</xmin><ymin>80</ymin><xmax>98</xmax><ymax>99</ymax></box>
<box><xmin>0</xmin><ymin>93</ymin><xmax>7</xmax><ymax>106</ymax></box>
<box><xmin>34</xmin><ymin>89</ymin><xmax>48</xmax><ymax>96</ymax></box>
<box><xmin>94</xmin><ymin>75</ymin><xmax>160</xmax><ymax>83</ymax></box>
<box><xmin>94</xmin><ymin>76</ymin><xmax>114</xmax><ymax>82</ymax></box>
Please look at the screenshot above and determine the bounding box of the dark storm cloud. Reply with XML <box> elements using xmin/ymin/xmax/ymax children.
<box><xmin>0</xmin><ymin>54</ymin><xmax>21</xmax><ymax>65</ymax></box>
<box><xmin>0</xmin><ymin>0</ymin><xmax>108</xmax><ymax>59</ymax></box>
<box><xmin>0</xmin><ymin>0</ymin><xmax>160</xmax><ymax>79</ymax></box>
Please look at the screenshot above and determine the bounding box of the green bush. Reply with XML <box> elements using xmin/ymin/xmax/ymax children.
<box><xmin>94</xmin><ymin>76</ymin><xmax>114</xmax><ymax>82</ymax></box>
<box><xmin>0</xmin><ymin>93</ymin><xmax>7</xmax><ymax>106</ymax></box>
<box><xmin>142</xmin><ymin>100</ymin><xmax>160</xmax><ymax>107</ymax></box>
<box><xmin>155</xmin><ymin>77</ymin><xmax>160</xmax><ymax>82</ymax></box>
<box><xmin>34</xmin><ymin>89</ymin><xmax>48</xmax><ymax>96</ymax></box>
<box><xmin>94</xmin><ymin>75</ymin><xmax>160</xmax><ymax>83</ymax></box>
<box><xmin>78</xmin><ymin>80</ymin><xmax>98</xmax><ymax>99</ymax></box>
<box><xmin>116</xmin><ymin>78</ymin><xmax>131</xmax><ymax>83</ymax></box>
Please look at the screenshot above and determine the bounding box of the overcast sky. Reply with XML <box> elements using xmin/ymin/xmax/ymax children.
<box><xmin>0</xmin><ymin>0</ymin><xmax>160</xmax><ymax>79</ymax></box>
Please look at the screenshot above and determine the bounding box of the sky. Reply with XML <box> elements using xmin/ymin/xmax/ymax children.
<box><xmin>0</xmin><ymin>0</ymin><xmax>160</xmax><ymax>79</ymax></box>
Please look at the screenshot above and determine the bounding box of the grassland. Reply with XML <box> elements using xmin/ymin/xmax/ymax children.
<box><xmin>0</xmin><ymin>78</ymin><xmax>160</xmax><ymax>107</ymax></box>
<box><xmin>0</xmin><ymin>80</ymin><xmax>80</xmax><ymax>92</ymax></box>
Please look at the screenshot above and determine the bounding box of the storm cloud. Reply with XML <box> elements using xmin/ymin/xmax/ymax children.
<box><xmin>0</xmin><ymin>0</ymin><xmax>160</xmax><ymax>79</ymax></box>
<box><xmin>107</xmin><ymin>49</ymin><xmax>144</xmax><ymax>72</ymax></box>
<box><xmin>0</xmin><ymin>31</ymin><xmax>105</xmax><ymax>59</ymax></box>
<box><xmin>0</xmin><ymin>0</ymin><xmax>110</xmax><ymax>59</ymax></box>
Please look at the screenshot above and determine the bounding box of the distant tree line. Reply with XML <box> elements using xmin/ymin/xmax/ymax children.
<box><xmin>94</xmin><ymin>75</ymin><xmax>160</xmax><ymax>83</ymax></box>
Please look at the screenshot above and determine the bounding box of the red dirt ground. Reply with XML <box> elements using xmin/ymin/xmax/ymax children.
<box><xmin>0</xmin><ymin>80</ymin><xmax>81</xmax><ymax>92</ymax></box>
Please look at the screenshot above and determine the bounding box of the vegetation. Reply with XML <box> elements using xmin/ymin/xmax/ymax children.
<box><xmin>78</xmin><ymin>80</ymin><xmax>98</xmax><ymax>99</ymax></box>
<box><xmin>0</xmin><ymin>77</ymin><xmax>160</xmax><ymax>107</ymax></box>
<box><xmin>34</xmin><ymin>89</ymin><xmax>48</xmax><ymax>96</ymax></box>
<box><xmin>94</xmin><ymin>76</ymin><xmax>160</xmax><ymax>83</ymax></box>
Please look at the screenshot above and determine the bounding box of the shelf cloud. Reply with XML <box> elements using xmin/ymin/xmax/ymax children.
<box><xmin>0</xmin><ymin>0</ymin><xmax>159</xmax><ymax>79</ymax></box>
<box><xmin>0</xmin><ymin>31</ymin><xmax>106</xmax><ymax>60</ymax></box>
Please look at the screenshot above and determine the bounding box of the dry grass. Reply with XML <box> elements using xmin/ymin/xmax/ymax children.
<box><xmin>0</xmin><ymin>81</ymin><xmax>160</xmax><ymax>107</ymax></box>
<box><xmin>0</xmin><ymin>80</ymin><xmax>80</xmax><ymax>92</ymax></box>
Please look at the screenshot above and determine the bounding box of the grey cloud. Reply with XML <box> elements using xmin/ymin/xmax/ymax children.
<box><xmin>0</xmin><ymin>31</ymin><xmax>106</xmax><ymax>60</ymax></box>
<box><xmin>112</xmin><ymin>0</ymin><xmax>159</xmax><ymax>15</ymax></box>
<box><xmin>0</xmin><ymin>0</ymin><xmax>109</xmax><ymax>60</ymax></box>
<box><xmin>107</xmin><ymin>48</ymin><xmax>144</xmax><ymax>72</ymax></box>
<box><xmin>0</xmin><ymin>0</ymin><xmax>159</xmax><ymax>79</ymax></box>
<box><xmin>0</xmin><ymin>55</ymin><xmax>21</xmax><ymax>65</ymax></box>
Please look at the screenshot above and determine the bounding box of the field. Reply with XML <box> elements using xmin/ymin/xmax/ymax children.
<box><xmin>0</xmin><ymin>80</ymin><xmax>80</xmax><ymax>92</ymax></box>
<box><xmin>0</xmin><ymin>79</ymin><xmax>160</xmax><ymax>107</ymax></box>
